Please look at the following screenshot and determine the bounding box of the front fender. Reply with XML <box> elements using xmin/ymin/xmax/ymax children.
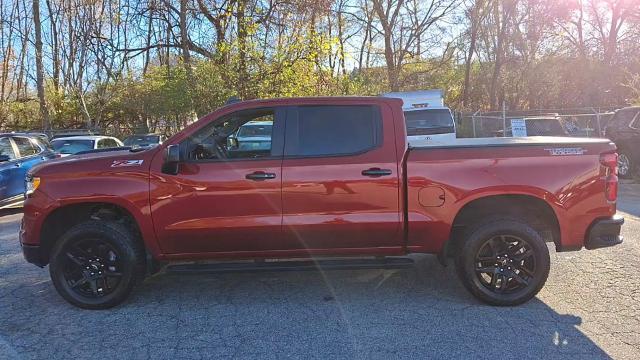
<box><xmin>23</xmin><ymin>169</ymin><xmax>162</xmax><ymax>260</ymax></box>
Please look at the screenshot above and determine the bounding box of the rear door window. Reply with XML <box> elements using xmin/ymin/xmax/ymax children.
<box><xmin>284</xmin><ymin>105</ymin><xmax>382</xmax><ymax>157</ymax></box>
<box><xmin>98</xmin><ymin>139</ymin><xmax>119</xmax><ymax>148</ymax></box>
<box><xmin>613</xmin><ymin>108</ymin><xmax>640</xmax><ymax>127</ymax></box>
<box><xmin>13</xmin><ymin>137</ymin><xmax>40</xmax><ymax>158</ymax></box>
<box><xmin>0</xmin><ymin>138</ymin><xmax>17</xmax><ymax>160</ymax></box>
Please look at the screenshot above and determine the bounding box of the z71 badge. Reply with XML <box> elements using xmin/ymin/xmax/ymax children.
<box><xmin>111</xmin><ymin>160</ymin><xmax>144</xmax><ymax>167</ymax></box>
<box><xmin>544</xmin><ymin>147</ymin><xmax>587</xmax><ymax>156</ymax></box>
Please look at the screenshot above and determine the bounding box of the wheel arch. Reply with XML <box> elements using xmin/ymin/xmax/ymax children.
<box><xmin>444</xmin><ymin>193</ymin><xmax>561</xmax><ymax>257</ymax></box>
<box><xmin>39</xmin><ymin>200</ymin><xmax>154</xmax><ymax>266</ymax></box>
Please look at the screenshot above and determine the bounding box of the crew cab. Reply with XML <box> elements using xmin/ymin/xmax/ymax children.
<box><xmin>20</xmin><ymin>97</ymin><xmax>623</xmax><ymax>309</ymax></box>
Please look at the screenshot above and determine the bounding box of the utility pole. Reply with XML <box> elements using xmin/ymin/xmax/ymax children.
<box><xmin>502</xmin><ymin>101</ymin><xmax>506</xmax><ymax>135</ymax></box>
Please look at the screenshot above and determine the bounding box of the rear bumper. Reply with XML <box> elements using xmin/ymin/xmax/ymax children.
<box><xmin>585</xmin><ymin>215</ymin><xmax>624</xmax><ymax>250</ymax></box>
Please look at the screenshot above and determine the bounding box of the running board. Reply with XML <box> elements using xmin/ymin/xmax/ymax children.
<box><xmin>165</xmin><ymin>257</ymin><xmax>414</xmax><ymax>274</ymax></box>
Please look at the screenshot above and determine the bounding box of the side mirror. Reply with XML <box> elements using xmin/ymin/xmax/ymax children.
<box><xmin>227</xmin><ymin>137</ymin><xmax>238</xmax><ymax>149</ymax></box>
<box><xmin>0</xmin><ymin>155</ymin><xmax>10</xmax><ymax>162</ymax></box>
<box><xmin>162</xmin><ymin>145</ymin><xmax>180</xmax><ymax>175</ymax></box>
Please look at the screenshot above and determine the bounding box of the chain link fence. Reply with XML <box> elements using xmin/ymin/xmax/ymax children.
<box><xmin>455</xmin><ymin>106</ymin><xmax>622</xmax><ymax>139</ymax></box>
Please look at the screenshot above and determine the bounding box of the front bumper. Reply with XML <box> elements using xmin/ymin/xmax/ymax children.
<box><xmin>585</xmin><ymin>215</ymin><xmax>624</xmax><ymax>250</ymax></box>
<box><xmin>19</xmin><ymin>221</ymin><xmax>46</xmax><ymax>267</ymax></box>
<box><xmin>21</xmin><ymin>243</ymin><xmax>45</xmax><ymax>267</ymax></box>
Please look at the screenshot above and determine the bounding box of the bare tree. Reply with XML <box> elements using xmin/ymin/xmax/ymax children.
<box><xmin>462</xmin><ymin>0</ymin><xmax>488</xmax><ymax>108</ymax></box>
<box><xmin>33</xmin><ymin>0</ymin><xmax>50</xmax><ymax>130</ymax></box>
<box><xmin>372</xmin><ymin>0</ymin><xmax>458</xmax><ymax>91</ymax></box>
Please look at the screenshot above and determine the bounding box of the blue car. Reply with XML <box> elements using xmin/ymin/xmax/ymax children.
<box><xmin>0</xmin><ymin>134</ymin><xmax>57</xmax><ymax>208</ymax></box>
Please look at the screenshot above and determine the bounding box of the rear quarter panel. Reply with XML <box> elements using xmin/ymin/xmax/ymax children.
<box><xmin>407</xmin><ymin>142</ymin><xmax>617</xmax><ymax>253</ymax></box>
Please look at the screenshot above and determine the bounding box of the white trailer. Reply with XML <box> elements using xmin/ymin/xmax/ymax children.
<box><xmin>384</xmin><ymin>90</ymin><xmax>456</xmax><ymax>146</ymax></box>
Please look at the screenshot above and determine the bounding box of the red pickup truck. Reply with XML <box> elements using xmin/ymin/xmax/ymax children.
<box><xmin>20</xmin><ymin>97</ymin><xmax>623</xmax><ymax>309</ymax></box>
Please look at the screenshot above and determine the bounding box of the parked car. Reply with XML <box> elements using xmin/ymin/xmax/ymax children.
<box><xmin>604</xmin><ymin>106</ymin><xmax>640</xmax><ymax>178</ymax></box>
<box><xmin>495</xmin><ymin>117</ymin><xmax>568</xmax><ymax>137</ymax></box>
<box><xmin>22</xmin><ymin>97</ymin><xmax>623</xmax><ymax>309</ymax></box>
<box><xmin>123</xmin><ymin>134</ymin><xmax>165</xmax><ymax>148</ymax></box>
<box><xmin>226</xmin><ymin>120</ymin><xmax>273</xmax><ymax>158</ymax></box>
<box><xmin>50</xmin><ymin>136</ymin><xmax>124</xmax><ymax>157</ymax></box>
<box><xmin>0</xmin><ymin>134</ymin><xmax>56</xmax><ymax>208</ymax></box>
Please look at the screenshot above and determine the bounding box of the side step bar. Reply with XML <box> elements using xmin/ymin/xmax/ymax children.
<box><xmin>166</xmin><ymin>257</ymin><xmax>415</xmax><ymax>274</ymax></box>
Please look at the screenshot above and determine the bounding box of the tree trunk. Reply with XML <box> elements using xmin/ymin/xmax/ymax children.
<box><xmin>489</xmin><ymin>1</ymin><xmax>514</xmax><ymax>111</ymax></box>
<box><xmin>33</xmin><ymin>0</ymin><xmax>50</xmax><ymax>131</ymax></box>
<box><xmin>45</xmin><ymin>0</ymin><xmax>60</xmax><ymax>92</ymax></box>
<box><xmin>236</xmin><ymin>0</ymin><xmax>249</xmax><ymax>98</ymax></box>
<box><xmin>462</xmin><ymin>0</ymin><xmax>483</xmax><ymax>108</ymax></box>
<box><xmin>604</xmin><ymin>4</ymin><xmax>621</xmax><ymax>65</ymax></box>
<box><xmin>384</xmin><ymin>32</ymin><xmax>400</xmax><ymax>92</ymax></box>
<box><xmin>179</xmin><ymin>0</ymin><xmax>198</xmax><ymax>119</ymax></box>
<box><xmin>179</xmin><ymin>0</ymin><xmax>192</xmax><ymax>76</ymax></box>
<box><xmin>372</xmin><ymin>0</ymin><xmax>405</xmax><ymax>92</ymax></box>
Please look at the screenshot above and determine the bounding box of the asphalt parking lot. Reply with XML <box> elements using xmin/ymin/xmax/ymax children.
<box><xmin>1</xmin><ymin>184</ymin><xmax>639</xmax><ymax>359</ymax></box>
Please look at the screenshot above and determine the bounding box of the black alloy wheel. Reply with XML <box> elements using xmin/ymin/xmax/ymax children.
<box><xmin>474</xmin><ymin>235</ymin><xmax>536</xmax><ymax>294</ymax></box>
<box><xmin>455</xmin><ymin>218</ymin><xmax>550</xmax><ymax>306</ymax></box>
<box><xmin>61</xmin><ymin>238</ymin><xmax>123</xmax><ymax>298</ymax></box>
<box><xmin>49</xmin><ymin>221</ymin><xmax>144</xmax><ymax>309</ymax></box>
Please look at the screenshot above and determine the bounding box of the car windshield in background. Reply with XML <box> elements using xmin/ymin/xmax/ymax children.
<box><xmin>123</xmin><ymin>135</ymin><xmax>160</xmax><ymax>146</ymax></box>
<box><xmin>237</xmin><ymin>124</ymin><xmax>272</xmax><ymax>137</ymax></box>
<box><xmin>51</xmin><ymin>140</ymin><xmax>94</xmax><ymax>154</ymax></box>
<box><xmin>525</xmin><ymin>119</ymin><xmax>567</xmax><ymax>136</ymax></box>
<box><xmin>404</xmin><ymin>109</ymin><xmax>454</xmax><ymax>135</ymax></box>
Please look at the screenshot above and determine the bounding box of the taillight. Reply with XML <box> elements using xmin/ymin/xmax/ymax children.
<box><xmin>605</xmin><ymin>175</ymin><xmax>618</xmax><ymax>202</ymax></box>
<box><xmin>600</xmin><ymin>153</ymin><xmax>618</xmax><ymax>175</ymax></box>
<box><xmin>600</xmin><ymin>152</ymin><xmax>618</xmax><ymax>202</ymax></box>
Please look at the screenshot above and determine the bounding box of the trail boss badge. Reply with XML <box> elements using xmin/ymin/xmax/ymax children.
<box><xmin>544</xmin><ymin>147</ymin><xmax>587</xmax><ymax>156</ymax></box>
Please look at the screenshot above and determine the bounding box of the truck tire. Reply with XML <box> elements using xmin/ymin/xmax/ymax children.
<box><xmin>49</xmin><ymin>220</ymin><xmax>145</xmax><ymax>309</ymax></box>
<box><xmin>618</xmin><ymin>152</ymin><xmax>634</xmax><ymax>179</ymax></box>
<box><xmin>454</xmin><ymin>218</ymin><xmax>550</xmax><ymax>306</ymax></box>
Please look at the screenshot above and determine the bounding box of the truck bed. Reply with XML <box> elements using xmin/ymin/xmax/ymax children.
<box><xmin>405</xmin><ymin>137</ymin><xmax>617</xmax><ymax>253</ymax></box>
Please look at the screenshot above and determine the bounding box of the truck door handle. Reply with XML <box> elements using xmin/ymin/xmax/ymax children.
<box><xmin>14</xmin><ymin>162</ymin><xmax>21</xmax><ymax>168</ymax></box>
<box><xmin>361</xmin><ymin>168</ymin><xmax>392</xmax><ymax>177</ymax></box>
<box><xmin>245</xmin><ymin>171</ymin><xmax>276</xmax><ymax>181</ymax></box>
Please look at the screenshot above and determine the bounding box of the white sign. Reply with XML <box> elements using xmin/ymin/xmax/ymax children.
<box><xmin>510</xmin><ymin>118</ymin><xmax>527</xmax><ymax>137</ymax></box>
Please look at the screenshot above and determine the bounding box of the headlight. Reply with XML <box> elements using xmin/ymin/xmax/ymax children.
<box><xmin>25</xmin><ymin>176</ymin><xmax>41</xmax><ymax>196</ymax></box>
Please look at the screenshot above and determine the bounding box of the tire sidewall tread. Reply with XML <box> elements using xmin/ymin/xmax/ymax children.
<box><xmin>49</xmin><ymin>220</ymin><xmax>145</xmax><ymax>310</ymax></box>
<box><xmin>455</xmin><ymin>217</ymin><xmax>551</xmax><ymax>306</ymax></box>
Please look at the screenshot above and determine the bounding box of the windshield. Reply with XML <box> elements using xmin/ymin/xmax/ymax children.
<box><xmin>51</xmin><ymin>139</ymin><xmax>95</xmax><ymax>154</ymax></box>
<box><xmin>525</xmin><ymin>119</ymin><xmax>567</xmax><ymax>136</ymax></box>
<box><xmin>404</xmin><ymin>109</ymin><xmax>454</xmax><ymax>135</ymax></box>
<box><xmin>237</xmin><ymin>124</ymin><xmax>272</xmax><ymax>137</ymax></box>
<box><xmin>124</xmin><ymin>135</ymin><xmax>160</xmax><ymax>146</ymax></box>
